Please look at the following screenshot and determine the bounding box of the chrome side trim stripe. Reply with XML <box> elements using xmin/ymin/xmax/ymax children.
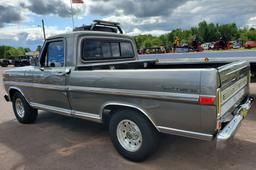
<box><xmin>30</xmin><ymin>102</ymin><xmax>102</xmax><ymax>122</ymax></box>
<box><xmin>30</xmin><ymin>102</ymin><xmax>71</xmax><ymax>115</ymax></box>
<box><xmin>72</xmin><ymin>110</ymin><xmax>102</xmax><ymax>123</ymax></box>
<box><xmin>4</xmin><ymin>81</ymin><xmax>66</xmax><ymax>91</ymax></box>
<box><xmin>5</xmin><ymin>81</ymin><xmax>31</xmax><ymax>87</ymax></box>
<box><xmin>69</xmin><ymin>86</ymin><xmax>199</xmax><ymax>103</ymax></box>
<box><xmin>4</xmin><ymin>81</ymin><xmax>199</xmax><ymax>103</ymax></box>
<box><xmin>33</xmin><ymin>83</ymin><xmax>66</xmax><ymax>91</ymax></box>
<box><xmin>157</xmin><ymin>126</ymin><xmax>213</xmax><ymax>141</ymax></box>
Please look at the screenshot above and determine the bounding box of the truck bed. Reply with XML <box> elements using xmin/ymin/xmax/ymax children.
<box><xmin>139</xmin><ymin>51</ymin><xmax>256</xmax><ymax>75</ymax></box>
<box><xmin>76</xmin><ymin>59</ymin><xmax>249</xmax><ymax>89</ymax></box>
<box><xmin>76</xmin><ymin>59</ymin><xmax>228</xmax><ymax>71</ymax></box>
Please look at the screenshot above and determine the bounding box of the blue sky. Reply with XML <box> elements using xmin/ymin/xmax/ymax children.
<box><xmin>0</xmin><ymin>0</ymin><xmax>255</xmax><ymax>50</ymax></box>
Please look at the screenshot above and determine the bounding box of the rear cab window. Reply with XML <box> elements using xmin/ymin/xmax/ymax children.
<box><xmin>81</xmin><ymin>38</ymin><xmax>135</xmax><ymax>62</ymax></box>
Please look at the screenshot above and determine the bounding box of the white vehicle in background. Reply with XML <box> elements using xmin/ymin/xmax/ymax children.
<box><xmin>201</xmin><ymin>42</ymin><xmax>214</xmax><ymax>50</ymax></box>
<box><xmin>209</xmin><ymin>42</ymin><xmax>214</xmax><ymax>49</ymax></box>
<box><xmin>233</xmin><ymin>42</ymin><xmax>242</xmax><ymax>49</ymax></box>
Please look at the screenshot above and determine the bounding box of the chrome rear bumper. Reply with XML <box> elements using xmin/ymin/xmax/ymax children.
<box><xmin>217</xmin><ymin>97</ymin><xmax>254</xmax><ymax>141</ymax></box>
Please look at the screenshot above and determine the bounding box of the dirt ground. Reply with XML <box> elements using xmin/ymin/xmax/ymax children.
<box><xmin>1</xmin><ymin>66</ymin><xmax>256</xmax><ymax>170</ymax></box>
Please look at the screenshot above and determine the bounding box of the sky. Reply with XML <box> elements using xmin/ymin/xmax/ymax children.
<box><xmin>0</xmin><ymin>0</ymin><xmax>255</xmax><ymax>50</ymax></box>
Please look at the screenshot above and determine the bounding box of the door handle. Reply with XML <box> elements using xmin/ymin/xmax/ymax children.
<box><xmin>55</xmin><ymin>72</ymin><xmax>66</xmax><ymax>76</ymax></box>
<box><xmin>55</xmin><ymin>68</ymin><xmax>71</xmax><ymax>76</ymax></box>
<box><xmin>65</xmin><ymin>68</ymin><xmax>71</xmax><ymax>74</ymax></box>
<box><xmin>39</xmin><ymin>67</ymin><xmax>45</xmax><ymax>71</ymax></box>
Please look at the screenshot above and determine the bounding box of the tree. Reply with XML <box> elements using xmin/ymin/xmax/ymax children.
<box><xmin>144</xmin><ymin>39</ymin><xmax>152</xmax><ymax>48</ymax></box>
<box><xmin>36</xmin><ymin>45</ymin><xmax>42</xmax><ymax>52</ymax></box>
<box><xmin>0</xmin><ymin>46</ymin><xmax>6</xmax><ymax>58</ymax></box>
<box><xmin>7</xmin><ymin>48</ymin><xmax>25</xmax><ymax>57</ymax></box>
<box><xmin>24</xmin><ymin>48</ymin><xmax>31</xmax><ymax>52</ymax></box>
<box><xmin>247</xmin><ymin>29</ymin><xmax>256</xmax><ymax>41</ymax></box>
<box><xmin>197</xmin><ymin>21</ymin><xmax>220</xmax><ymax>42</ymax></box>
<box><xmin>159</xmin><ymin>34</ymin><xmax>170</xmax><ymax>48</ymax></box>
<box><xmin>0</xmin><ymin>46</ymin><xmax>33</xmax><ymax>58</ymax></box>
<box><xmin>151</xmin><ymin>38</ymin><xmax>161</xmax><ymax>47</ymax></box>
<box><xmin>218</xmin><ymin>23</ymin><xmax>239</xmax><ymax>42</ymax></box>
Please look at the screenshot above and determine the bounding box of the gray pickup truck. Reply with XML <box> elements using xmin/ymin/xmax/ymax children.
<box><xmin>2</xmin><ymin>21</ymin><xmax>254</xmax><ymax>161</ymax></box>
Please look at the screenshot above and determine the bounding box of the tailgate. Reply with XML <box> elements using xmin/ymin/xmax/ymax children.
<box><xmin>217</xmin><ymin>61</ymin><xmax>250</xmax><ymax>118</ymax></box>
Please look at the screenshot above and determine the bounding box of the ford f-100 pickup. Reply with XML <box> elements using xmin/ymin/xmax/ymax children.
<box><xmin>2</xmin><ymin>21</ymin><xmax>254</xmax><ymax>161</ymax></box>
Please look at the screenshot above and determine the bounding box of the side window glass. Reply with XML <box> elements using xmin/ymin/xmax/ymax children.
<box><xmin>47</xmin><ymin>41</ymin><xmax>64</xmax><ymax>67</ymax></box>
<box><xmin>111</xmin><ymin>43</ymin><xmax>120</xmax><ymax>57</ymax></box>
<box><xmin>102</xmin><ymin>42</ymin><xmax>111</xmax><ymax>58</ymax></box>
<box><xmin>120</xmin><ymin>42</ymin><xmax>134</xmax><ymax>57</ymax></box>
<box><xmin>83</xmin><ymin>39</ymin><xmax>102</xmax><ymax>59</ymax></box>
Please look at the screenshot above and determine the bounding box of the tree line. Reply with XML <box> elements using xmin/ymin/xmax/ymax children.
<box><xmin>0</xmin><ymin>45</ymin><xmax>42</xmax><ymax>59</ymax></box>
<box><xmin>0</xmin><ymin>46</ymin><xmax>31</xmax><ymax>59</ymax></box>
<box><xmin>1</xmin><ymin>21</ymin><xmax>255</xmax><ymax>58</ymax></box>
<box><xmin>134</xmin><ymin>21</ymin><xmax>256</xmax><ymax>49</ymax></box>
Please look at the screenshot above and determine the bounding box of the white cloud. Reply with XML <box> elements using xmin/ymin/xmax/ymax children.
<box><xmin>91</xmin><ymin>0</ymin><xmax>256</xmax><ymax>32</ymax></box>
<box><xmin>247</xmin><ymin>16</ymin><xmax>256</xmax><ymax>28</ymax></box>
<box><xmin>103</xmin><ymin>14</ymin><xmax>166</xmax><ymax>33</ymax></box>
<box><xmin>127</xmin><ymin>28</ymin><xmax>169</xmax><ymax>36</ymax></box>
<box><xmin>0</xmin><ymin>25</ymin><xmax>69</xmax><ymax>41</ymax></box>
<box><xmin>0</xmin><ymin>24</ymin><xmax>71</xmax><ymax>49</ymax></box>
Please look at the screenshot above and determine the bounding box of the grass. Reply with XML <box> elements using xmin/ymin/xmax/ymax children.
<box><xmin>207</xmin><ymin>47</ymin><xmax>256</xmax><ymax>52</ymax></box>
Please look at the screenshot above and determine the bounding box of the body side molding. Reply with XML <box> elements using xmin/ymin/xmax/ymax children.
<box><xmin>157</xmin><ymin>126</ymin><xmax>213</xmax><ymax>141</ymax></box>
<box><xmin>4</xmin><ymin>81</ymin><xmax>200</xmax><ymax>104</ymax></box>
<box><xmin>100</xmin><ymin>102</ymin><xmax>159</xmax><ymax>131</ymax></box>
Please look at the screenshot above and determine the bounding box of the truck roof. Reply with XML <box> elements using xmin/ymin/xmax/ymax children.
<box><xmin>47</xmin><ymin>31</ymin><xmax>133</xmax><ymax>40</ymax></box>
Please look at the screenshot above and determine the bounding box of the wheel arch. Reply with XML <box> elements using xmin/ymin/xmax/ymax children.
<box><xmin>8</xmin><ymin>87</ymin><xmax>28</xmax><ymax>103</ymax></box>
<box><xmin>100</xmin><ymin>102</ymin><xmax>159</xmax><ymax>131</ymax></box>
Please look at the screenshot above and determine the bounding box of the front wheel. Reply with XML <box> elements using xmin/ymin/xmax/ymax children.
<box><xmin>109</xmin><ymin>110</ymin><xmax>159</xmax><ymax>162</ymax></box>
<box><xmin>12</xmin><ymin>92</ymin><xmax>38</xmax><ymax>124</ymax></box>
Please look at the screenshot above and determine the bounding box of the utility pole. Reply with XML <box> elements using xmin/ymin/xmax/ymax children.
<box><xmin>42</xmin><ymin>19</ymin><xmax>46</xmax><ymax>40</ymax></box>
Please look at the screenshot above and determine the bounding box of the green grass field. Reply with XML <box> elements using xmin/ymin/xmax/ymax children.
<box><xmin>207</xmin><ymin>47</ymin><xmax>256</xmax><ymax>52</ymax></box>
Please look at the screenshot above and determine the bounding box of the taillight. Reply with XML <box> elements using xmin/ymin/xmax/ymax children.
<box><xmin>199</xmin><ymin>96</ymin><xmax>215</xmax><ymax>105</ymax></box>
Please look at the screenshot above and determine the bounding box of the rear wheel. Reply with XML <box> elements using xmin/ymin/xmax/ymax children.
<box><xmin>12</xmin><ymin>92</ymin><xmax>38</xmax><ymax>124</ymax></box>
<box><xmin>109</xmin><ymin>110</ymin><xmax>159</xmax><ymax>162</ymax></box>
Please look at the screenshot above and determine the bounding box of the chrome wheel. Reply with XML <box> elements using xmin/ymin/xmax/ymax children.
<box><xmin>116</xmin><ymin>119</ymin><xmax>142</xmax><ymax>152</ymax></box>
<box><xmin>15</xmin><ymin>98</ymin><xmax>25</xmax><ymax>118</ymax></box>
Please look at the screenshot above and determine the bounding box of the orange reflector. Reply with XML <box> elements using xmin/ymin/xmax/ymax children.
<box><xmin>216</xmin><ymin>120</ymin><xmax>222</xmax><ymax>130</ymax></box>
<box><xmin>199</xmin><ymin>96</ymin><xmax>215</xmax><ymax>105</ymax></box>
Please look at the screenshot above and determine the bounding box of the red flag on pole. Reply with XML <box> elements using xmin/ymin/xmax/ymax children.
<box><xmin>70</xmin><ymin>0</ymin><xmax>83</xmax><ymax>29</ymax></box>
<box><xmin>72</xmin><ymin>0</ymin><xmax>84</xmax><ymax>3</ymax></box>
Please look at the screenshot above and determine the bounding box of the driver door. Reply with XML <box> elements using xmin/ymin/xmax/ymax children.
<box><xmin>32</xmin><ymin>39</ymin><xmax>71</xmax><ymax>113</ymax></box>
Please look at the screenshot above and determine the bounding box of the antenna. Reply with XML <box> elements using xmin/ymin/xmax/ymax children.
<box><xmin>42</xmin><ymin>19</ymin><xmax>46</xmax><ymax>40</ymax></box>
